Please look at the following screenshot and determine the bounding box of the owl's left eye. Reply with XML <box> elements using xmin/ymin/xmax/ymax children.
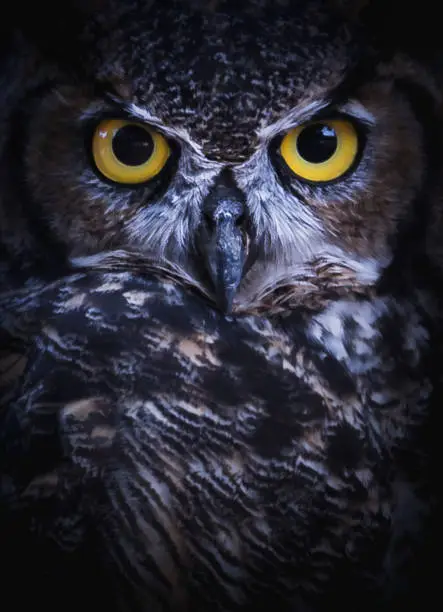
<box><xmin>92</xmin><ymin>119</ymin><xmax>170</xmax><ymax>184</ymax></box>
<box><xmin>279</xmin><ymin>118</ymin><xmax>359</xmax><ymax>183</ymax></box>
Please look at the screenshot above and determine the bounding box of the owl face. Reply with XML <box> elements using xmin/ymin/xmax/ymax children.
<box><xmin>1</xmin><ymin>0</ymin><xmax>440</xmax><ymax>312</ymax></box>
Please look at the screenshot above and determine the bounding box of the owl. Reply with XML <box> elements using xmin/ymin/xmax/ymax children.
<box><xmin>0</xmin><ymin>0</ymin><xmax>441</xmax><ymax>611</ymax></box>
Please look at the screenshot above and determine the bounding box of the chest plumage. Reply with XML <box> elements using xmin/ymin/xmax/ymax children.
<box><xmin>0</xmin><ymin>263</ymin><xmax>434</xmax><ymax>611</ymax></box>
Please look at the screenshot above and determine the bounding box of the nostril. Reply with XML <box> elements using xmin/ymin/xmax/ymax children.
<box><xmin>214</xmin><ymin>198</ymin><xmax>245</xmax><ymax>223</ymax></box>
<box><xmin>205</xmin><ymin>201</ymin><xmax>245</xmax><ymax>230</ymax></box>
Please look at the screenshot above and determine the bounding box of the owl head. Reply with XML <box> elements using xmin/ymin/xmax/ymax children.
<box><xmin>1</xmin><ymin>0</ymin><xmax>442</xmax><ymax>313</ymax></box>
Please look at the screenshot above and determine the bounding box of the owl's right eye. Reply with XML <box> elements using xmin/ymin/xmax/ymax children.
<box><xmin>92</xmin><ymin>119</ymin><xmax>170</xmax><ymax>184</ymax></box>
<box><xmin>279</xmin><ymin>118</ymin><xmax>359</xmax><ymax>183</ymax></box>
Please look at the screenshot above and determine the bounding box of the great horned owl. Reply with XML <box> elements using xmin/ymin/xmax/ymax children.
<box><xmin>0</xmin><ymin>0</ymin><xmax>440</xmax><ymax>611</ymax></box>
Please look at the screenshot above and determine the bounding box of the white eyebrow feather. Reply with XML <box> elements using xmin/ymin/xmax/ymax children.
<box><xmin>339</xmin><ymin>99</ymin><xmax>377</xmax><ymax>125</ymax></box>
<box><xmin>256</xmin><ymin>97</ymin><xmax>376</xmax><ymax>142</ymax></box>
<box><xmin>257</xmin><ymin>98</ymin><xmax>329</xmax><ymax>142</ymax></box>
<box><xmin>125</xmin><ymin>102</ymin><xmax>205</xmax><ymax>155</ymax></box>
<box><xmin>124</xmin><ymin>102</ymin><xmax>162</xmax><ymax>125</ymax></box>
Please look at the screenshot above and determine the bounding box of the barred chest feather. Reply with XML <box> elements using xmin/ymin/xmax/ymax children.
<box><xmin>0</xmin><ymin>268</ymin><xmax>434</xmax><ymax>612</ymax></box>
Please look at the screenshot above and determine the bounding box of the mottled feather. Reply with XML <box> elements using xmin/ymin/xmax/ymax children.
<box><xmin>0</xmin><ymin>256</ymin><xmax>436</xmax><ymax>610</ymax></box>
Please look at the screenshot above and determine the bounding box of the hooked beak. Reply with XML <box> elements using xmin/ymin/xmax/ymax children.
<box><xmin>199</xmin><ymin>176</ymin><xmax>247</xmax><ymax>313</ymax></box>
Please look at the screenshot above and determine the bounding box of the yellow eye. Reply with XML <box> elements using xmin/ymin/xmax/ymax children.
<box><xmin>92</xmin><ymin>119</ymin><xmax>170</xmax><ymax>184</ymax></box>
<box><xmin>279</xmin><ymin>119</ymin><xmax>359</xmax><ymax>183</ymax></box>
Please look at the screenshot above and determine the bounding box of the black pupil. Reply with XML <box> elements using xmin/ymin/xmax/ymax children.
<box><xmin>296</xmin><ymin>123</ymin><xmax>337</xmax><ymax>164</ymax></box>
<box><xmin>112</xmin><ymin>125</ymin><xmax>154</xmax><ymax>166</ymax></box>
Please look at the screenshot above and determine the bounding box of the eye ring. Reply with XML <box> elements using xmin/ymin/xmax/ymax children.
<box><xmin>279</xmin><ymin>118</ymin><xmax>359</xmax><ymax>183</ymax></box>
<box><xmin>92</xmin><ymin>119</ymin><xmax>170</xmax><ymax>184</ymax></box>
